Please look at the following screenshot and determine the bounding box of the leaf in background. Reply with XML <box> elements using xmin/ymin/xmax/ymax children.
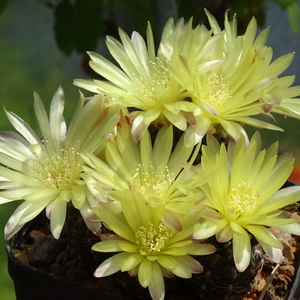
<box><xmin>73</xmin><ymin>0</ymin><xmax>104</xmax><ymax>53</ymax></box>
<box><xmin>54</xmin><ymin>0</ymin><xmax>76</xmax><ymax>56</ymax></box>
<box><xmin>231</xmin><ymin>0</ymin><xmax>265</xmax><ymax>32</ymax></box>
<box><xmin>271</xmin><ymin>0</ymin><xmax>298</xmax><ymax>9</ymax></box>
<box><xmin>271</xmin><ymin>0</ymin><xmax>300</xmax><ymax>34</ymax></box>
<box><xmin>176</xmin><ymin>0</ymin><xmax>206</xmax><ymax>27</ymax></box>
<box><xmin>287</xmin><ymin>2</ymin><xmax>300</xmax><ymax>33</ymax></box>
<box><xmin>0</xmin><ymin>0</ymin><xmax>7</xmax><ymax>17</ymax></box>
<box><xmin>123</xmin><ymin>0</ymin><xmax>154</xmax><ymax>34</ymax></box>
<box><xmin>54</xmin><ymin>0</ymin><xmax>104</xmax><ymax>56</ymax></box>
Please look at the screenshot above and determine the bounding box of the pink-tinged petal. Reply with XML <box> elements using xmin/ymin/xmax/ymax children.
<box><xmin>256</xmin><ymin>238</ymin><xmax>283</xmax><ymax>264</ymax></box>
<box><xmin>0</xmin><ymin>131</ymin><xmax>32</xmax><ymax>157</ymax></box>
<box><xmin>0</xmin><ymin>130</ymin><xmax>30</xmax><ymax>146</ymax></box>
<box><xmin>173</xmin><ymin>255</ymin><xmax>203</xmax><ymax>274</ymax></box>
<box><xmin>216</xmin><ymin>224</ymin><xmax>233</xmax><ymax>243</ymax></box>
<box><xmin>79</xmin><ymin>203</ymin><xmax>102</xmax><ymax>236</ymax></box>
<box><xmin>4</xmin><ymin>108</ymin><xmax>40</xmax><ymax>145</ymax></box>
<box><xmin>128</xmin><ymin>265</ymin><xmax>139</xmax><ymax>277</ymax></box>
<box><xmin>0</xmin><ymin>146</ymin><xmax>30</xmax><ymax>169</ymax></box>
<box><xmin>183</xmin><ymin>126</ymin><xmax>201</xmax><ymax>148</ymax></box>
<box><xmin>131</xmin><ymin>113</ymin><xmax>149</xmax><ymax>142</ymax></box>
<box><xmin>201</xmin><ymin>100</ymin><xmax>218</xmax><ymax>115</ymax></box>
<box><xmin>203</xmin><ymin>207</ymin><xmax>223</xmax><ymax>220</ymax></box>
<box><xmin>198</xmin><ymin>59</ymin><xmax>226</xmax><ymax>73</ymax></box>
<box><xmin>94</xmin><ymin>252</ymin><xmax>130</xmax><ymax>277</ymax></box>
<box><xmin>99</xmin><ymin>233</ymin><xmax>124</xmax><ymax>241</ymax></box>
<box><xmin>4</xmin><ymin>199</ymin><xmax>49</xmax><ymax>239</ymax></box>
<box><xmin>161</xmin><ymin>210</ymin><xmax>183</xmax><ymax>231</ymax></box>
<box><xmin>131</xmin><ymin>30</ymin><xmax>151</xmax><ymax>71</ymax></box>
<box><xmin>161</xmin><ymin>267</ymin><xmax>174</xmax><ymax>278</ymax></box>
<box><xmin>45</xmin><ymin>201</ymin><xmax>53</xmax><ymax>219</ymax></box>
<box><xmin>254</xmin><ymin>77</ymin><xmax>277</xmax><ymax>91</ymax></box>
<box><xmin>184</xmin><ymin>115</ymin><xmax>212</xmax><ymax>147</ymax></box>
<box><xmin>232</xmin><ymin>228</ymin><xmax>251</xmax><ymax>272</ymax></box>
<box><xmin>163</xmin><ymin>110</ymin><xmax>187</xmax><ymax>131</ymax></box>
<box><xmin>148</xmin><ymin>261</ymin><xmax>165</xmax><ymax>300</ymax></box>
<box><xmin>49</xmin><ymin>87</ymin><xmax>67</xmax><ymax>140</ymax></box>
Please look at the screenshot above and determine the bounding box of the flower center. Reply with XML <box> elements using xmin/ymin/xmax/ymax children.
<box><xmin>227</xmin><ymin>181</ymin><xmax>259</xmax><ymax>218</ymax></box>
<box><xmin>32</xmin><ymin>140</ymin><xmax>82</xmax><ymax>191</ymax></box>
<box><xmin>135</xmin><ymin>222</ymin><xmax>171</xmax><ymax>256</ymax></box>
<box><xmin>201</xmin><ymin>74</ymin><xmax>231</xmax><ymax>108</ymax></box>
<box><xmin>132</xmin><ymin>163</ymin><xmax>174</xmax><ymax>200</ymax></box>
<box><xmin>136</xmin><ymin>59</ymin><xmax>173</xmax><ymax>109</ymax></box>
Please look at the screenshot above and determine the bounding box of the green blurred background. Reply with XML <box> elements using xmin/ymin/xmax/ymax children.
<box><xmin>0</xmin><ymin>0</ymin><xmax>300</xmax><ymax>299</ymax></box>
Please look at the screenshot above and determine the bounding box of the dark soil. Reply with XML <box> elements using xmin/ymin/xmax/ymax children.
<box><xmin>10</xmin><ymin>208</ymin><xmax>300</xmax><ymax>300</ymax></box>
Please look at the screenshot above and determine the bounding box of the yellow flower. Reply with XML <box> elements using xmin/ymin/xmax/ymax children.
<box><xmin>92</xmin><ymin>191</ymin><xmax>216</xmax><ymax>300</ymax></box>
<box><xmin>81</xmin><ymin>121</ymin><xmax>212</xmax><ymax>231</ymax></box>
<box><xmin>170</xmin><ymin>10</ymin><xmax>300</xmax><ymax>144</ymax></box>
<box><xmin>74</xmin><ymin>19</ymin><xmax>215</xmax><ymax>142</ymax></box>
<box><xmin>187</xmin><ymin>132</ymin><xmax>300</xmax><ymax>272</ymax></box>
<box><xmin>0</xmin><ymin>88</ymin><xmax>120</xmax><ymax>239</ymax></box>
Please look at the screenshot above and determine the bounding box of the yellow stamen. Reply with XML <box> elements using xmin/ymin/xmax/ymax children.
<box><xmin>136</xmin><ymin>222</ymin><xmax>171</xmax><ymax>256</ymax></box>
<box><xmin>132</xmin><ymin>163</ymin><xmax>174</xmax><ymax>199</ymax></box>
<box><xmin>202</xmin><ymin>74</ymin><xmax>231</xmax><ymax>108</ymax></box>
<box><xmin>33</xmin><ymin>140</ymin><xmax>82</xmax><ymax>191</ymax></box>
<box><xmin>227</xmin><ymin>181</ymin><xmax>259</xmax><ymax>218</ymax></box>
<box><xmin>136</xmin><ymin>59</ymin><xmax>172</xmax><ymax>108</ymax></box>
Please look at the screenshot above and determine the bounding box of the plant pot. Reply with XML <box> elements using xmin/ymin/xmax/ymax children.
<box><xmin>6</xmin><ymin>215</ymin><xmax>125</xmax><ymax>300</ymax></box>
<box><xmin>289</xmin><ymin>258</ymin><xmax>300</xmax><ymax>300</ymax></box>
<box><xmin>6</xmin><ymin>248</ymin><xmax>120</xmax><ymax>300</ymax></box>
<box><xmin>6</xmin><ymin>197</ymin><xmax>300</xmax><ymax>300</ymax></box>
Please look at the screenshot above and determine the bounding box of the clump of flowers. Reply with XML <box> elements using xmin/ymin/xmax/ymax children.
<box><xmin>186</xmin><ymin>132</ymin><xmax>300</xmax><ymax>272</ymax></box>
<box><xmin>1</xmin><ymin>9</ymin><xmax>300</xmax><ymax>300</ymax></box>
<box><xmin>92</xmin><ymin>190</ymin><xmax>215</xmax><ymax>300</ymax></box>
<box><xmin>0</xmin><ymin>88</ymin><xmax>120</xmax><ymax>239</ymax></box>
